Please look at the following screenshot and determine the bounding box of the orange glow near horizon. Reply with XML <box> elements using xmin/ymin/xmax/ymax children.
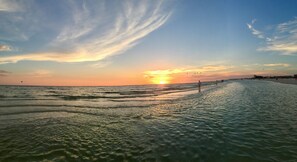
<box><xmin>144</xmin><ymin>66</ymin><xmax>234</xmax><ymax>85</ymax></box>
<box><xmin>159</xmin><ymin>80</ymin><xmax>167</xmax><ymax>84</ymax></box>
<box><xmin>143</xmin><ymin>65</ymin><xmax>274</xmax><ymax>85</ymax></box>
<box><xmin>153</xmin><ymin>77</ymin><xmax>170</xmax><ymax>84</ymax></box>
<box><xmin>148</xmin><ymin>74</ymin><xmax>171</xmax><ymax>85</ymax></box>
<box><xmin>1</xmin><ymin>65</ymin><xmax>282</xmax><ymax>86</ymax></box>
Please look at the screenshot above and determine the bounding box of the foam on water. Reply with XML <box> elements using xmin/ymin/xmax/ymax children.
<box><xmin>0</xmin><ymin>80</ymin><xmax>297</xmax><ymax>161</ymax></box>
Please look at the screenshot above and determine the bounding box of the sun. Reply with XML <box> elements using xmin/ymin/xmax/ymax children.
<box><xmin>159</xmin><ymin>80</ymin><xmax>167</xmax><ymax>84</ymax></box>
<box><xmin>147</xmin><ymin>74</ymin><xmax>171</xmax><ymax>85</ymax></box>
<box><xmin>151</xmin><ymin>77</ymin><xmax>169</xmax><ymax>84</ymax></box>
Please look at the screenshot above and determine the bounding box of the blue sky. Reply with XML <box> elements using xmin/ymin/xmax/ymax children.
<box><xmin>0</xmin><ymin>0</ymin><xmax>297</xmax><ymax>85</ymax></box>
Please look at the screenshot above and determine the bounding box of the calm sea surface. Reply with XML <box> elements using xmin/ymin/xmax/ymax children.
<box><xmin>0</xmin><ymin>80</ymin><xmax>297</xmax><ymax>161</ymax></box>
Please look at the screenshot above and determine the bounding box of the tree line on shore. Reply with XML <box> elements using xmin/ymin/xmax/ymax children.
<box><xmin>253</xmin><ymin>74</ymin><xmax>297</xmax><ymax>79</ymax></box>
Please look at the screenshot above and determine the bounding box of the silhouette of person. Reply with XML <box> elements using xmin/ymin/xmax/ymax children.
<box><xmin>198</xmin><ymin>80</ymin><xmax>201</xmax><ymax>93</ymax></box>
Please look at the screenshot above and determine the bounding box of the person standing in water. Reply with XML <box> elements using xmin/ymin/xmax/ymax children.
<box><xmin>198</xmin><ymin>80</ymin><xmax>201</xmax><ymax>93</ymax></box>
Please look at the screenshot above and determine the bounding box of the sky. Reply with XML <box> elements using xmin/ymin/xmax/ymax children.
<box><xmin>0</xmin><ymin>0</ymin><xmax>297</xmax><ymax>86</ymax></box>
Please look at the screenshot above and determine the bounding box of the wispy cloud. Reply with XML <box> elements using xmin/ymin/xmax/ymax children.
<box><xmin>29</xmin><ymin>69</ymin><xmax>52</xmax><ymax>78</ymax></box>
<box><xmin>0</xmin><ymin>44</ymin><xmax>11</xmax><ymax>51</ymax></box>
<box><xmin>247</xmin><ymin>19</ymin><xmax>265</xmax><ymax>39</ymax></box>
<box><xmin>0</xmin><ymin>69</ymin><xmax>10</xmax><ymax>76</ymax></box>
<box><xmin>248</xmin><ymin>18</ymin><xmax>297</xmax><ymax>55</ymax></box>
<box><xmin>0</xmin><ymin>0</ymin><xmax>173</xmax><ymax>64</ymax></box>
<box><xmin>263</xmin><ymin>63</ymin><xmax>290</xmax><ymax>67</ymax></box>
<box><xmin>54</xmin><ymin>0</ymin><xmax>97</xmax><ymax>43</ymax></box>
<box><xmin>90</xmin><ymin>60</ymin><xmax>112</xmax><ymax>68</ymax></box>
<box><xmin>0</xmin><ymin>0</ymin><xmax>23</xmax><ymax>12</ymax></box>
<box><xmin>0</xmin><ymin>0</ymin><xmax>34</xmax><ymax>42</ymax></box>
<box><xmin>145</xmin><ymin>65</ymin><xmax>232</xmax><ymax>75</ymax></box>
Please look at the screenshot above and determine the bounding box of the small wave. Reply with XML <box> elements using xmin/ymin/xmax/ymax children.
<box><xmin>101</xmin><ymin>85</ymin><xmax>199</xmax><ymax>96</ymax></box>
<box><xmin>101</xmin><ymin>91</ymin><xmax>120</xmax><ymax>94</ymax></box>
<box><xmin>0</xmin><ymin>98</ymin><xmax>58</xmax><ymax>101</ymax></box>
<box><xmin>0</xmin><ymin>104</ymin><xmax>157</xmax><ymax>110</ymax></box>
<box><xmin>61</xmin><ymin>95</ymin><xmax>101</xmax><ymax>100</ymax></box>
<box><xmin>46</xmin><ymin>90</ymin><xmax>58</xmax><ymax>93</ymax></box>
<box><xmin>119</xmin><ymin>90</ymin><xmax>155</xmax><ymax>95</ymax></box>
<box><xmin>0</xmin><ymin>109</ymin><xmax>102</xmax><ymax>117</ymax></box>
<box><xmin>44</xmin><ymin>94</ymin><xmax>158</xmax><ymax>100</ymax></box>
<box><xmin>102</xmin><ymin>90</ymin><xmax>160</xmax><ymax>95</ymax></box>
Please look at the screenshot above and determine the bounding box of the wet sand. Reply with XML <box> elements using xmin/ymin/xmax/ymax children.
<box><xmin>266</xmin><ymin>78</ymin><xmax>297</xmax><ymax>85</ymax></box>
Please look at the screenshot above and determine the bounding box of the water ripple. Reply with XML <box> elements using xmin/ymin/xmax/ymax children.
<box><xmin>0</xmin><ymin>81</ymin><xmax>297</xmax><ymax>161</ymax></box>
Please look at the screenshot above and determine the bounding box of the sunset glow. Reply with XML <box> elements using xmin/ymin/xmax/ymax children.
<box><xmin>1</xmin><ymin>1</ymin><xmax>297</xmax><ymax>161</ymax></box>
<box><xmin>155</xmin><ymin>77</ymin><xmax>170</xmax><ymax>85</ymax></box>
<box><xmin>159</xmin><ymin>80</ymin><xmax>167</xmax><ymax>84</ymax></box>
<box><xmin>0</xmin><ymin>0</ymin><xmax>296</xmax><ymax>86</ymax></box>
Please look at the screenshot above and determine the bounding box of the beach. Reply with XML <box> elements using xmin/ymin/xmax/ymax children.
<box><xmin>0</xmin><ymin>80</ymin><xmax>297</xmax><ymax>161</ymax></box>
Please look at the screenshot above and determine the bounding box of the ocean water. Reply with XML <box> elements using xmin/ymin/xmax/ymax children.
<box><xmin>0</xmin><ymin>80</ymin><xmax>297</xmax><ymax>161</ymax></box>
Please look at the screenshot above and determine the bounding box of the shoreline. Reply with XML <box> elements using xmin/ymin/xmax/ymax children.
<box><xmin>264</xmin><ymin>78</ymin><xmax>297</xmax><ymax>85</ymax></box>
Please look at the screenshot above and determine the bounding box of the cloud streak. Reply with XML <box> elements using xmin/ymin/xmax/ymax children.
<box><xmin>0</xmin><ymin>44</ymin><xmax>11</xmax><ymax>51</ymax></box>
<box><xmin>145</xmin><ymin>65</ymin><xmax>232</xmax><ymax>75</ymax></box>
<box><xmin>0</xmin><ymin>0</ymin><xmax>23</xmax><ymax>12</ymax></box>
<box><xmin>29</xmin><ymin>69</ymin><xmax>53</xmax><ymax>78</ymax></box>
<box><xmin>263</xmin><ymin>63</ymin><xmax>290</xmax><ymax>67</ymax></box>
<box><xmin>247</xmin><ymin>19</ymin><xmax>265</xmax><ymax>39</ymax></box>
<box><xmin>0</xmin><ymin>0</ymin><xmax>172</xmax><ymax>64</ymax></box>
<box><xmin>248</xmin><ymin>18</ymin><xmax>297</xmax><ymax>55</ymax></box>
<box><xmin>0</xmin><ymin>69</ymin><xmax>10</xmax><ymax>76</ymax></box>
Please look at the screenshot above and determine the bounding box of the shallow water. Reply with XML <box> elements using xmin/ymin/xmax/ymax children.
<box><xmin>0</xmin><ymin>80</ymin><xmax>297</xmax><ymax>161</ymax></box>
